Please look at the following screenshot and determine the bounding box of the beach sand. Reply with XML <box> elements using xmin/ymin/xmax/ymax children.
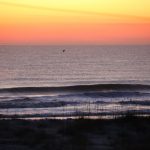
<box><xmin>0</xmin><ymin>116</ymin><xmax>150</xmax><ymax>150</ymax></box>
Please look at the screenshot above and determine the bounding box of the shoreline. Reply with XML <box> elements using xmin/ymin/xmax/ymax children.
<box><xmin>1</xmin><ymin>110</ymin><xmax>150</xmax><ymax>120</ymax></box>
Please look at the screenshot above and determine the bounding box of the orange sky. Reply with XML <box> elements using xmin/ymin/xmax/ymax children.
<box><xmin>0</xmin><ymin>0</ymin><xmax>150</xmax><ymax>44</ymax></box>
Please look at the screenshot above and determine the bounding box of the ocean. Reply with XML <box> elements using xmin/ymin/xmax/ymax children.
<box><xmin>0</xmin><ymin>45</ymin><xmax>150</xmax><ymax>118</ymax></box>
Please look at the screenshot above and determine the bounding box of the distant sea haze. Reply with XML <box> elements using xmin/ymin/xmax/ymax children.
<box><xmin>0</xmin><ymin>45</ymin><xmax>150</xmax><ymax>118</ymax></box>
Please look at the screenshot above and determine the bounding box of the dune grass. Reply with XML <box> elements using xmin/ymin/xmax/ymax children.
<box><xmin>0</xmin><ymin>116</ymin><xmax>150</xmax><ymax>150</ymax></box>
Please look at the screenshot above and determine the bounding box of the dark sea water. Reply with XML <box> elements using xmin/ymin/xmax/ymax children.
<box><xmin>0</xmin><ymin>45</ymin><xmax>150</xmax><ymax>118</ymax></box>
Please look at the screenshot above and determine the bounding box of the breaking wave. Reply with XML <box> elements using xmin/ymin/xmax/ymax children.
<box><xmin>0</xmin><ymin>84</ymin><xmax>150</xmax><ymax>118</ymax></box>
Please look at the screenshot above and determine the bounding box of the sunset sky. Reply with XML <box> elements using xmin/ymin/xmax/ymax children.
<box><xmin>0</xmin><ymin>0</ymin><xmax>150</xmax><ymax>44</ymax></box>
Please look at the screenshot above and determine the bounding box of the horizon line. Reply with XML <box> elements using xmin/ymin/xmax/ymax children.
<box><xmin>0</xmin><ymin>43</ymin><xmax>150</xmax><ymax>46</ymax></box>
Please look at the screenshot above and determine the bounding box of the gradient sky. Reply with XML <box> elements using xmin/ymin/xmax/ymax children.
<box><xmin>0</xmin><ymin>0</ymin><xmax>150</xmax><ymax>44</ymax></box>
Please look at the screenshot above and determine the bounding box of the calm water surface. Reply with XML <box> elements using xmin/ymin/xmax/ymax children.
<box><xmin>0</xmin><ymin>45</ymin><xmax>150</xmax><ymax>88</ymax></box>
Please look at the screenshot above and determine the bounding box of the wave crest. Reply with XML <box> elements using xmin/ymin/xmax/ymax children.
<box><xmin>0</xmin><ymin>84</ymin><xmax>150</xmax><ymax>93</ymax></box>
